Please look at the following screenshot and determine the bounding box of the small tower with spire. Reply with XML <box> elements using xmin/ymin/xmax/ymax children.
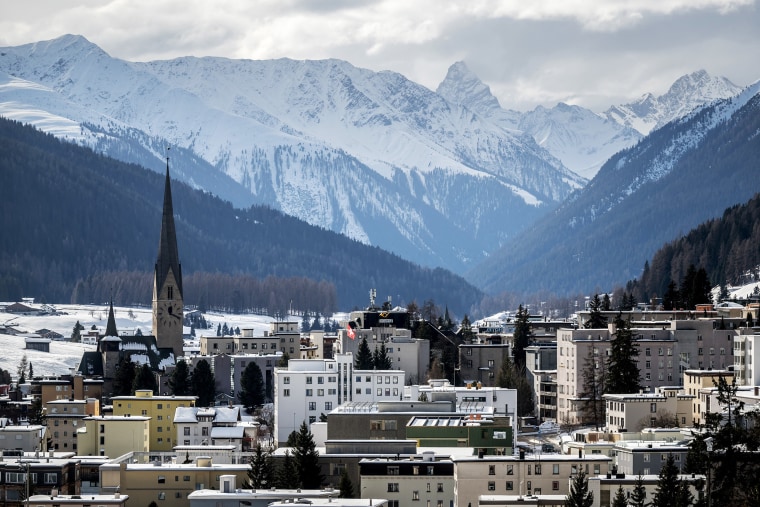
<box><xmin>152</xmin><ymin>153</ymin><xmax>184</xmax><ymax>358</ymax></box>
<box><xmin>100</xmin><ymin>299</ymin><xmax>122</xmax><ymax>380</ymax></box>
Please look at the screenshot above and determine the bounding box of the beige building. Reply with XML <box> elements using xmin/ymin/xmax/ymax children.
<box><xmin>77</xmin><ymin>415</ymin><xmax>150</xmax><ymax>457</ymax></box>
<box><xmin>111</xmin><ymin>390</ymin><xmax>195</xmax><ymax>451</ymax></box>
<box><xmin>100</xmin><ymin>455</ymin><xmax>248</xmax><ymax>507</ymax></box>
<box><xmin>45</xmin><ymin>398</ymin><xmax>99</xmax><ymax>452</ymax></box>
<box><xmin>557</xmin><ymin>326</ymin><xmax>675</xmax><ymax>425</ymax></box>
<box><xmin>359</xmin><ymin>453</ymin><xmax>454</xmax><ymax>507</ymax></box>
<box><xmin>453</xmin><ymin>454</ymin><xmax>612</xmax><ymax>507</ymax></box>
<box><xmin>682</xmin><ymin>369</ymin><xmax>733</xmax><ymax>426</ymax></box>
<box><xmin>604</xmin><ymin>386</ymin><xmax>693</xmax><ymax>431</ymax></box>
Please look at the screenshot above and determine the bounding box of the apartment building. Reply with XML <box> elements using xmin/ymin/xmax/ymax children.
<box><xmin>111</xmin><ymin>390</ymin><xmax>196</xmax><ymax>451</ymax></box>
<box><xmin>453</xmin><ymin>454</ymin><xmax>612</xmax><ymax>507</ymax></box>
<box><xmin>173</xmin><ymin>405</ymin><xmax>258</xmax><ymax>450</ymax></box>
<box><xmin>359</xmin><ymin>453</ymin><xmax>455</xmax><ymax>507</ymax></box>
<box><xmin>733</xmin><ymin>329</ymin><xmax>760</xmax><ymax>385</ymax></box>
<box><xmin>604</xmin><ymin>386</ymin><xmax>694</xmax><ymax>431</ymax></box>
<box><xmin>76</xmin><ymin>415</ymin><xmax>150</xmax><ymax>457</ymax></box>
<box><xmin>273</xmin><ymin>355</ymin><xmax>404</xmax><ymax>445</ymax></box>
<box><xmin>45</xmin><ymin>398</ymin><xmax>99</xmax><ymax>452</ymax></box>
<box><xmin>556</xmin><ymin>326</ymin><xmax>675</xmax><ymax>425</ymax></box>
<box><xmin>682</xmin><ymin>369</ymin><xmax>734</xmax><ymax>426</ymax></box>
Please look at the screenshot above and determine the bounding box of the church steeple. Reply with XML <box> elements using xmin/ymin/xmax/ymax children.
<box><xmin>105</xmin><ymin>299</ymin><xmax>118</xmax><ymax>338</ymax></box>
<box><xmin>155</xmin><ymin>156</ymin><xmax>182</xmax><ymax>296</ymax></box>
<box><xmin>152</xmin><ymin>154</ymin><xmax>184</xmax><ymax>358</ymax></box>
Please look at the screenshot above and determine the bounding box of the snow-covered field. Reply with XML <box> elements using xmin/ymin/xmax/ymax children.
<box><xmin>0</xmin><ymin>303</ymin><xmax>279</xmax><ymax>380</ymax></box>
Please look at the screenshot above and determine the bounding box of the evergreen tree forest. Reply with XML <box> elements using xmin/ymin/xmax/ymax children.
<box><xmin>0</xmin><ymin>117</ymin><xmax>481</xmax><ymax>313</ymax></box>
<box><xmin>629</xmin><ymin>192</ymin><xmax>760</xmax><ymax>305</ymax></box>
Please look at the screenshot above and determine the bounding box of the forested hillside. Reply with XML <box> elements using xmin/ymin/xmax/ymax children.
<box><xmin>0</xmin><ymin>118</ymin><xmax>482</xmax><ymax>314</ymax></box>
<box><xmin>629</xmin><ymin>192</ymin><xmax>760</xmax><ymax>301</ymax></box>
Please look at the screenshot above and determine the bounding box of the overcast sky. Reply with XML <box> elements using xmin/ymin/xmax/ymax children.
<box><xmin>2</xmin><ymin>0</ymin><xmax>759</xmax><ymax>111</ymax></box>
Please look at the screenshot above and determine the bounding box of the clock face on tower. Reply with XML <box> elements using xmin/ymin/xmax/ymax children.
<box><xmin>157</xmin><ymin>301</ymin><xmax>183</xmax><ymax>327</ymax></box>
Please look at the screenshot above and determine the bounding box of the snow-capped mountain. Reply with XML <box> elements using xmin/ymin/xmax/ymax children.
<box><xmin>0</xmin><ymin>35</ymin><xmax>585</xmax><ymax>273</ymax></box>
<box><xmin>603</xmin><ymin>69</ymin><xmax>742</xmax><ymax>135</ymax></box>
<box><xmin>468</xmin><ymin>79</ymin><xmax>760</xmax><ymax>295</ymax></box>
<box><xmin>437</xmin><ymin>62</ymin><xmax>739</xmax><ymax>180</ymax></box>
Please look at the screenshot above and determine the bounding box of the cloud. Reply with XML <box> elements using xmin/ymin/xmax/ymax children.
<box><xmin>0</xmin><ymin>0</ymin><xmax>758</xmax><ymax>110</ymax></box>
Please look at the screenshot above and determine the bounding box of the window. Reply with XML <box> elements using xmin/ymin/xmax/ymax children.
<box><xmin>489</xmin><ymin>465</ymin><xmax>495</xmax><ymax>475</ymax></box>
<box><xmin>317</xmin><ymin>389</ymin><xmax>324</xmax><ymax>396</ymax></box>
<box><xmin>158</xmin><ymin>476</ymin><xmax>166</xmax><ymax>484</ymax></box>
<box><xmin>318</xmin><ymin>377</ymin><xmax>324</xmax><ymax>384</ymax></box>
<box><xmin>387</xmin><ymin>466</ymin><xmax>400</xmax><ymax>475</ymax></box>
<box><xmin>184</xmin><ymin>475</ymin><xmax>191</xmax><ymax>481</ymax></box>
<box><xmin>552</xmin><ymin>481</ymin><xmax>560</xmax><ymax>490</ymax></box>
<box><xmin>506</xmin><ymin>481</ymin><xmax>513</xmax><ymax>490</ymax></box>
<box><xmin>412</xmin><ymin>491</ymin><xmax>419</xmax><ymax>501</ymax></box>
<box><xmin>645</xmin><ymin>348</ymin><xmax>651</xmax><ymax>356</ymax></box>
<box><xmin>283</xmin><ymin>388</ymin><xmax>291</xmax><ymax>396</ymax></box>
<box><xmin>437</xmin><ymin>483</ymin><xmax>443</xmax><ymax>493</ymax></box>
<box><xmin>305</xmin><ymin>389</ymin><xmax>313</xmax><ymax>396</ymax></box>
<box><xmin>306</xmin><ymin>376</ymin><xmax>313</xmax><ymax>384</ymax></box>
<box><xmin>650</xmin><ymin>403</ymin><xmax>657</xmax><ymax>413</ymax></box>
<box><xmin>593</xmin><ymin>464</ymin><xmax>600</xmax><ymax>475</ymax></box>
<box><xmin>506</xmin><ymin>464</ymin><xmax>514</xmax><ymax>475</ymax></box>
<box><xmin>553</xmin><ymin>464</ymin><xmax>560</xmax><ymax>475</ymax></box>
<box><xmin>283</xmin><ymin>377</ymin><xmax>290</xmax><ymax>384</ymax></box>
<box><xmin>645</xmin><ymin>360</ymin><xmax>651</xmax><ymax>369</ymax></box>
<box><xmin>388</xmin><ymin>483</ymin><xmax>399</xmax><ymax>492</ymax></box>
<box><xmin>325</xmin><ymin>402</ymin><xmax>333</xmax><ymax>411</ymax></box>
<box><xmin>308</xmin><ymin>402</ymin><xmax>317</xmax><ymax>411</ymax></box>
<box><xmin>488</xmin><ymin>481</ymin><xmax>495</xmax><ymax>491</ymax></box>
<box><xmin>535</xmin><ymin>464</ymin><xmax>542</xmax><ymax>475</ymax></box>
<box><xmin>158</xmin><ymin>492</ymin><xmax>166</xmax><ymax>500</ymax></box>
<box><xmin>643</xmin><ymin>453</ymin><xmax>650</xmax><ymax>462</ymax></box>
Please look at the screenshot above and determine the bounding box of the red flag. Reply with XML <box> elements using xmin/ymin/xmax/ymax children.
<box><xmin>346</xmin><ymin>323</ymin><xmax>355</xmax><ymax>340</ymax></box>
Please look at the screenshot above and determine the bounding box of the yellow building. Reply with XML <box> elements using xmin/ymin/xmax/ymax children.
<box><xmin>77</xmin><ymin>415</ymin><xmax>150</xmax><ymax>457</ymax></box>
<box><xmin>111</xmin><ymin>390</ymin><xmax>196</xmax><ymax>451</ymax></box>
<box><xmin>683</xmin><ymin>369</ymin><xmax>734</xmax><ymax>426</ymax></box>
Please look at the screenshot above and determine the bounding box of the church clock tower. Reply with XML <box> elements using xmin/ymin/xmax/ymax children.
<box><xmin>152</xmin><ymin>156</ymin><xmax>184</xmax><ymax>357</ymax></box>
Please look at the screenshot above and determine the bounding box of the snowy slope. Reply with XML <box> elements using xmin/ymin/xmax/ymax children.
<box><xmin>0</xmin><ymin>304</ymin><xmax>276</xmax><ymax>379</ymax></box>
<box><xmin>604</xmin><ymin>70</ymin><xmax>742</xmax><ymax>135</ymax></box>
<box><xmin>0</xmin><ymin>35</ymin><xmax>586</xmax><ymax>273</ymax></box>
<box><xmin>436</xmin><ymin>62</ymin><xmax>739</xmax><ymax>180</ymax></box>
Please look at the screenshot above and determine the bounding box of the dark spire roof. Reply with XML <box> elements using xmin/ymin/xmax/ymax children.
<box><xmin>105</xmin><ymin>299</ymin><xmax>118</xmax><ymax>337</ymax></box>
<box><xmin>155</xmin><ymin>156</ymin><xmax>183</xmax><ymax>295</ymax></box>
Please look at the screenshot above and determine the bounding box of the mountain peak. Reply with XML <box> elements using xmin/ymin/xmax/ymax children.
<box><xmin>436</xmin><ymin>61</ymin><xmax>503</xmax><ymax>114</ymax></box>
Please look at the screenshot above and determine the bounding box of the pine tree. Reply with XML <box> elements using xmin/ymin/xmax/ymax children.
<box><xmin>239</xmin><ymin>361</ymin><xmax>265</xmax><ymax>411</ymax></box>
<box><xmin>602</xmin><ymin>294</ymin><xmax>612</xmax><ymax>311</ymax></box>
<box><xmin>611</xmin><ymin>484</ymin><xmax>628</xmax><ymax>507</ymax></box>
<box><xmin>605</xmin><ymin>313</ymin><xmax>641</xmax><ymax>394</ymax></box>
<box><xmin>512</xmin><ymin>304</ymin><xmax>533</xmax><ymax>368</ymax></box>
<box><xmin>17</xmin><ymin>354</ymin><xmax>28</xmax><ymax>384</ymax></box>
<box><xmin>132</xmin><ymin>363</ymin><xmax>157</xmax><ymax>393</ymax></box>
<box><xmin>113</xmin><ymin>357</ymin><xmax>136</xmax><ymax>396</ymax></box>
<box><xmin>565</xmin><ymin>469</ymin><xmax>593</xmax><ymax>507</ymax></box>
<box><xmin>244</xmin><ymin>444</ymin><xmax>274</xmax><ymax>489</ymax></box>
<box><xmin>338</xmin><ymin>468</ymin><xmax>354</xmax><ymax>498</ymax></box>
<box><xmin>191</xmin><ymin>359</ymin><xmax>216</xmax><ymax>407</ymax></box>
<box><xmin>629</xmin><ymin>474</ymin><xmax>648</xmax><ymax>507</ymax></box>
<box><xmin>29</xmin><ymin>397</ymin><xmax>44</xmax><ymax>425</ymax></box>
<box><xmin>584</xmin><ymin>294</ymin><xmax>607</xmax><ymax>329</ymax></box>
<box><xmin>652</xmin><ymin>454</ymin><xmax>691</xmax><ymax>507</ymax></box>
<box><xmin>495</xmin><ymin>353</ymin><xmax>534</xmax><ymax>417</ymax></box>
<box><xmin>355</xmin><ymin>336</ymin><xmax>373</xmax><ymax>370</ymax></box>
<box><xmin>372</xmin><ymin>342</ymin><xmax>392</xmax><ymax>370</ymax></box>
<box><xmin>71</xmin><ymin>320</ymin><xmax>84</xmax><ymax>342</ymax></box>
<box><xmin>664</xmin><ymin>280</ymin><xmax>680</xmax><ymax>310</ymax></box>
<box><xmin>277</xmin><ymin>352</ymin><xmax>290</xmax><ymax>368</ymax></box>
<box><xmin>292</xmin><ymin>421</ymin><xmax>323</xmax><ymax>489</ymax></box>
<box><xmin>276</xmin><ymin>450</ymin><xmax>299</xmax><ymax>489</ymax></box>
<box><xmin>580</xmin><ymin>344</ymin><xmax>606</xmax><ymax>429</ymax></box>
<box><xmin>168</xmin><ymin>359</ymin><xmax>191</xmax><ymax>395</ymax></box>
